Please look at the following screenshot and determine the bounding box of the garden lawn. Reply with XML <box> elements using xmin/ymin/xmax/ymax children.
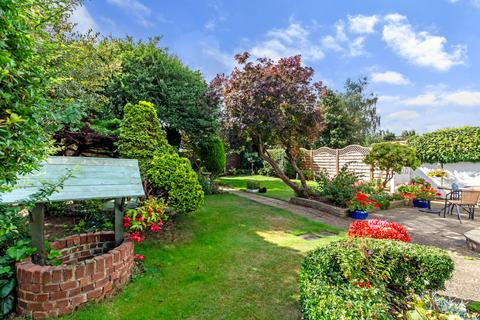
<box><xmin>64</xmin><ymin>194</ymin><xmax>341</xmax><ymax>320</ymax></box>
<box><xmin>217</xmin><ymin>175</ymin><xmax>316</xmax><ymax>201</ymax></box>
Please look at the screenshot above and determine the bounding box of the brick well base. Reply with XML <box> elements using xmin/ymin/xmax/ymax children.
<box><xmin>16</xmin><ymin>231</ymin><xmax>133</xmax><ymax>319</ymax></box>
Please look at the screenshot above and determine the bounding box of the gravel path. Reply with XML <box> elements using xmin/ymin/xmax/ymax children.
<box><xmin>224</xmin><ymin>189</ymin><xmax>480</xmax><ymax>301</ymax></box>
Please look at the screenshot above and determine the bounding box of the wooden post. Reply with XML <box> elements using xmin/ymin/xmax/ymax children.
<box><xmin>335</xmin><ymin>149</ymin><xmax>340</xmax><ymax>174</ymax></box>
<box><xmin>114</xmin><ymin>198</ymin><xmax>125</xmax><ymax>246</ymax></box>
<box><xmin>30</xmin><ymin>204</ymin><xmax>45</xmax><ymax>265</ymax></box>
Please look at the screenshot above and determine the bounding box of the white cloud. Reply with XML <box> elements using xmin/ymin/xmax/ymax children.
<box><xmin>382</xmin><ymin>13</ymin><xmax>467</xmax><ymax>71</ymax></box>
<box><xmin>402</xmin><ymin>90</ymin><xmax>480</xmax><ymax>107</ymax></box>
<box><xmin>372</xmin><ymin>71</ymin><xmax>410</xmax><ymax>85</ymax></box>
<box><xmin>321</xmin><ymin>21</ymin><xmax>366</xmax><ymax>57</ymax></box>
<box><xmin>251</xmin><ymin>21</ymin><xmax>325</xmax><ymax>61</ymax></box>
<box><xmin>378</xmin><ymin>95</ymin><xmax>401</xmax><ymax>103</ymax></box>
<box><xmin>106</xmin><ymin>0</ymin><xmax>155</xmax><ymax>27</ymax></box>
<box><xmin>388</xmin><ymin>110</ymin><xmax>420</xmax><ymax>120</ymax></box>
<box><xmin>70</xmin><ymin>5</ymin><xmax>97</xmax><ymax>33</ymax></box>
<box><xmin>348</xmin><ymin>15</ymin><xmax>379</xmax><ymax>34</ymax></box>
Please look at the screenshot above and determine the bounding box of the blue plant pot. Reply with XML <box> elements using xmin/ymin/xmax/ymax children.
<box><xmin>351</xmin><ymin>210</ymin><xmax>369</xmax><ymax>220</ymax></box>
<box><xmin>413</xmin><ymin>198</ymin><xmax>430</xmax><ymax>209</ymax></box>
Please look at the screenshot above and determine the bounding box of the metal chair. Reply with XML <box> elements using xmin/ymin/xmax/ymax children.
<box><xmin>438</xmin><ymin>184</ymin><xmax>461</xmax><ymax>218</ymax></box>
<box><xmin>447</xmin><ymin>190</ymin><xmax>480</xmax><ymax>223</ymax></box>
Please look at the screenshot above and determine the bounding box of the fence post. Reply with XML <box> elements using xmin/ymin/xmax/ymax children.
<box><xmin>335</xmin><ymin>149</ymin><xmax>340</xmax><ymax>174</ymax></box>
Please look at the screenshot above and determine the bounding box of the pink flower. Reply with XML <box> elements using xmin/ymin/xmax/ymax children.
<box><xmin>133</xmin><ymin>254</ymin><xmax>144</xmax><ymax>261</ymax></box>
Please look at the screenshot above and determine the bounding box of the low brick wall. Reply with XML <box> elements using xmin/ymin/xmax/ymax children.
<box><xmin>16</xmin><ymin>231</ymin><xmax>133</xmax><ymax>319</ymax></box>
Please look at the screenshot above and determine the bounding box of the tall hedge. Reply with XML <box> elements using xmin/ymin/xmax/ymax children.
<box><xmin>198</xmin><ymin>136</ymin><xmax>226</xmax><ymax>176</ymax></box>
<box><xmin>300</xmin><ymin>238</ymin><xmax>454</xmax><ymax>320</ymax></box>
<box><xmin>408</xmin><ymin>127</ymin><xmax>480</xmax><ymax>164</ymax></box>
<box><xmin>117</xmin><ymin>101</ymin><xmax>170</xmax><ymax>176</ymax></box>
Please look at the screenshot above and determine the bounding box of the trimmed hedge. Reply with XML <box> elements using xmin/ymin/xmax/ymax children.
<box><xmin>198</xmin><ymin>135</ymin><xmax>226</xmax><ymax>176</ymax></box>
<box><xmin>300</xmin><ymin>238</ymin><xmax>454</xmax><ymax>320</ymax></box>
<box><xmin>408</xmin><ymin>127</ymin><xmax>480</xmax><ymax>164</ymax></box>
<box><xmin>147</xmin><ymin>151</ymin><xmax>204</xmax><ymax>214</ymax></box>
<box><xmin>117</xmin><ymin>101</ymin><xmax>170</xmax><ymax>176</ymax></box>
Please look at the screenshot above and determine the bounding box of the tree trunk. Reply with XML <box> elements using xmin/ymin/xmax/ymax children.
<box><xmin>285</xmin><ymin>148</ymin><xmax>308</xmax><ymax>192</ymax></box>
<box><xmin>257</xmin><ymin>144</ymin><xmax>307</xmax><ymax>197</ymax></box>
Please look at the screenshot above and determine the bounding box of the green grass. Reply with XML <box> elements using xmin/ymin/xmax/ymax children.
<box><xmin>217</xmin><ymin>175</ymin><xmax>316</xmax><ymax>201</ymax></box>
<box><xmin>64</xmin><ymin>194</ymin><xmax>341</xmax><ymax>320</ymax></box>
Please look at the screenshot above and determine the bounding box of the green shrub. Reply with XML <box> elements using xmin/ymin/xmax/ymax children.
<box><xmin>364</xmin><ymin>142</ymin><xmax>420</xmax><ymax>188</ymax></box>
<box><xmin>408</xmin><ymin>126</ymin><xmax>480</xmax><ymax>164</ymax></box>
<box><xmin>300</xmin><ymin>238</ymin><xmax>454</xmax><ymax>320</ymax></box>
<box><xmin>198</xmin><ymin>135</ymin><xmax>226</xmax><ymax>176</ymax></box>
<box><xmin>314</xmin><ymin>165</ymin><xmax>359</xmax><ymax>207</ymax></box>
<box><xmin>147</xmin><ymin>151</ymin><xmax>204</xmax><ymax>214</ymax></box>
<box><xmin>258</xmin><ymin>149</ymin><xmax>297</xmax><ymax>178</ymax></box>
<box><xmin>246</xmin><ymin>180</ymin><xmax>261</xmax><ymax>190</ymax></box>
<box><xmin>369</xmin><ymin>193</ymin><xmax>391</xmax><ymax>210</ymax></box>
<box><xmin>117</xmin><ymin>101</ymin><xmax>170</xmax><ymax>176</ymax></box>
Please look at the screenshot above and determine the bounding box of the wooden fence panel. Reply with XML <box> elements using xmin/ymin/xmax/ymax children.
<box><xmin>302</xmin><ymin>145</ymin><xmax>383</xmax><ymax>180</ymax></box>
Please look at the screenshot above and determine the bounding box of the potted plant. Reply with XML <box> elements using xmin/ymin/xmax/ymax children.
<box><xmin>398</xmin><ymin>178</ymin><xmax>440</xmax><ymax>209</ymax></box>
<box><xmin>346</xmin><ymin>192</ymin><xmax>380</xmax><ymax>220</ymax></box>
<box><xmin>427</xmin><ymin>169</ymin><xmax>448</xmax><ymax>187</ymax></box>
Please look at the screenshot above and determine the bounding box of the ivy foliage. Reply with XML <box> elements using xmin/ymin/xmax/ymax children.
<box><xmin>408</xmin><ymin>127</ymin><xmax>480</xmax><ymax>164</ymax></box>
<box><xmin>147</xmin><ymin>152</ymin><xmax>204</xmax><ymax>214</ymax></box>
<box><xmin>117</xmin><ymin>101</ymin><xmax>170</xmax><ymax>176</ymax></box>
<box><xmin>198</xmin><ymin>135</ymin><xmax>226</xmax><ymax>176</ymax></box>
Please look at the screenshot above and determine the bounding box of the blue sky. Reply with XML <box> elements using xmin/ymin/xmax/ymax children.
<box><xmin>72</xmin><ymin>0</ymin><xmax>480</xmax><ymax>134</ymax></box>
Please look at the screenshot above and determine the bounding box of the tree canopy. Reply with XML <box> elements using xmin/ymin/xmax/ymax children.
<box><xmin>217</xmin><ymin>52</ymin><xmax>324</xmax><ymax>197</ymax></box>
<box><xmin>102</xmin><ymin>38</ymin><xmax>221</xmax><ymax>146</ymax></box>
<box><xmin>315</xmin><ymin>78</ymin><xmax>380</xmax><ymax>148</ymax></box>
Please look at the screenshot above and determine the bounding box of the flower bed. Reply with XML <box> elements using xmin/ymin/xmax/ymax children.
<box><xmin>16</xmin><ymin>231</ymin><xmax>133</xmax><ymax>319</ymax></box>
<box><xmin>347</xmin><ymin>219</ymin><xmax>411</xmax><ymax>242</ymax></box>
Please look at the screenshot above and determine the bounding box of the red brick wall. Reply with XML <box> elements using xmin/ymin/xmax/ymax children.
<box><xmin>16</xmin><ymin>231</ymin><xmax>133</xmax><ymax>319</ymax></box>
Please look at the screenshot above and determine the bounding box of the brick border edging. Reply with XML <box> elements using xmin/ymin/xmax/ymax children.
<box><xmin>16</xmin><ymin>231</ymin><xmax>133</xmax><ymax>319</ymax></box>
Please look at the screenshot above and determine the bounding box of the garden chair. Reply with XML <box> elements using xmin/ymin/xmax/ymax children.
<box><xmin>438</xmin><ymin>183</ymin><xmax>461</xmax><ymax>218</ymax></box>
<box><xmin>446</xmin><ymin>189</ymin><xmax>480</xmax><ymax>223</ymax></box>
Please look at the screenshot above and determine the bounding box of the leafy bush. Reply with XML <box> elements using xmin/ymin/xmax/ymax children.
<box><xmin>347</xmin><ymin>219</ymin><xmax>411</xmax><ymax>242</ymax></box>
<box><xmin>258</xmin><ymin>149</ymin><xmax>297</xmax><ymax>178</ymax></box>
<box><xmin>123</xmin><ymin>198</ymin><xmax>168</xmax><ymax>243</ymax></box>
<box><xmin>364</xmin><ymin>142</ymin><xmax>420</xmax><ymax>188</ymax></box>
<box><xmin>246</xmin><ymin>180</ymin><xmax>261</xmax><ymax>190</ymax></box>
<box><xmin>198</xmin><ymin>135</ymin><xmax>226</xmax><ymax>176</ymax></box>
<box><xmin>398</xmin><ymin>179</ymin><xmax>440</xmax><ymax>200</ymax></box>
<box><xmin>300</xmin><ymin>238</ymin><xmax>454</xmax><ymax>320</ymax></box>
<box><xmin>147</xmin><ymin>151</ymin><xmax>204</xmax><ymax>214</ymax></box>
<box><xmin>408</xmin><ymin>294</ymin><xmax>480</xmax><ymax>320</ymax></box>
<box><xmin>117</xmin><ymin>101</ymin><xmax>170</xmax><ymax>176</ymax></box>
<box><xmin>314</xmin><ymin>165</ymin><xmax>359</xmax><ymax>207</ymax></box>
<box><xmin>408</xmin><ymin>127</ymin><xmax>480</xmax><ymax>164</ymax></box>
<box><xmin>0</xmin><ymin>206</ymin><xmax>34</xmax><ymax>317</ymax></box>
<box><xmin>369</xmin><ymin>193</ymin><xmax>391</xmax><ymax>210</ymax></box>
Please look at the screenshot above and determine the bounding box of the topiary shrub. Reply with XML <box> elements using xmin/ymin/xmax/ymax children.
<box><xmin>147</xmin><ymin>151</ymin><xmax>204</xmax><ymax>214</ymax></box>
<box><xmin>198</xmin><ymin>135</ymin><xmax>226</xmax><ymax>176</ymax></box>
<box><xmin>364</xmin><ymin>142</ymin><xmax>420</xmax><ymax>188</ymax></box>
<box><xmin>300</xmin><ymin>238</ymin><xmax>454</xmax><ymax>320</ymax></box>
<box><xmin>117</xmin><ymin>101</ymin><xmax>170</xmax><ymax>176</ymax></box>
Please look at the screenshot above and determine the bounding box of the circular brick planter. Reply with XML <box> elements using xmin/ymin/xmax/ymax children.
<box><xmin>16</xmin><ymin>231</ymin><xmax>133</xmax><ymax>319</ymax></box>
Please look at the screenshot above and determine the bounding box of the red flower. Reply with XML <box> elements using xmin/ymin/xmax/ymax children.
<box><xmin>374</xmin><ymin>203</ymin><xmax>380</xmax><ymax>208</ymax></box>
<box><xmin>347</xmin><ymin>219</ymin><xmax>411</xmax><ymax>242</ymax></box>
<box><xmin>150</xmin><ymin>224</ymin><xmax>161</xmax><ymax>232</ymax></box>
<box><xmin>133</xmin><ymin>254</ymin><xmax>144</xmax><ymax>261</ymax></box>
<box><xmin>123</xmin><ymin>217</ymin><xmax>131</xmax><ymax>228</ymax></box>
